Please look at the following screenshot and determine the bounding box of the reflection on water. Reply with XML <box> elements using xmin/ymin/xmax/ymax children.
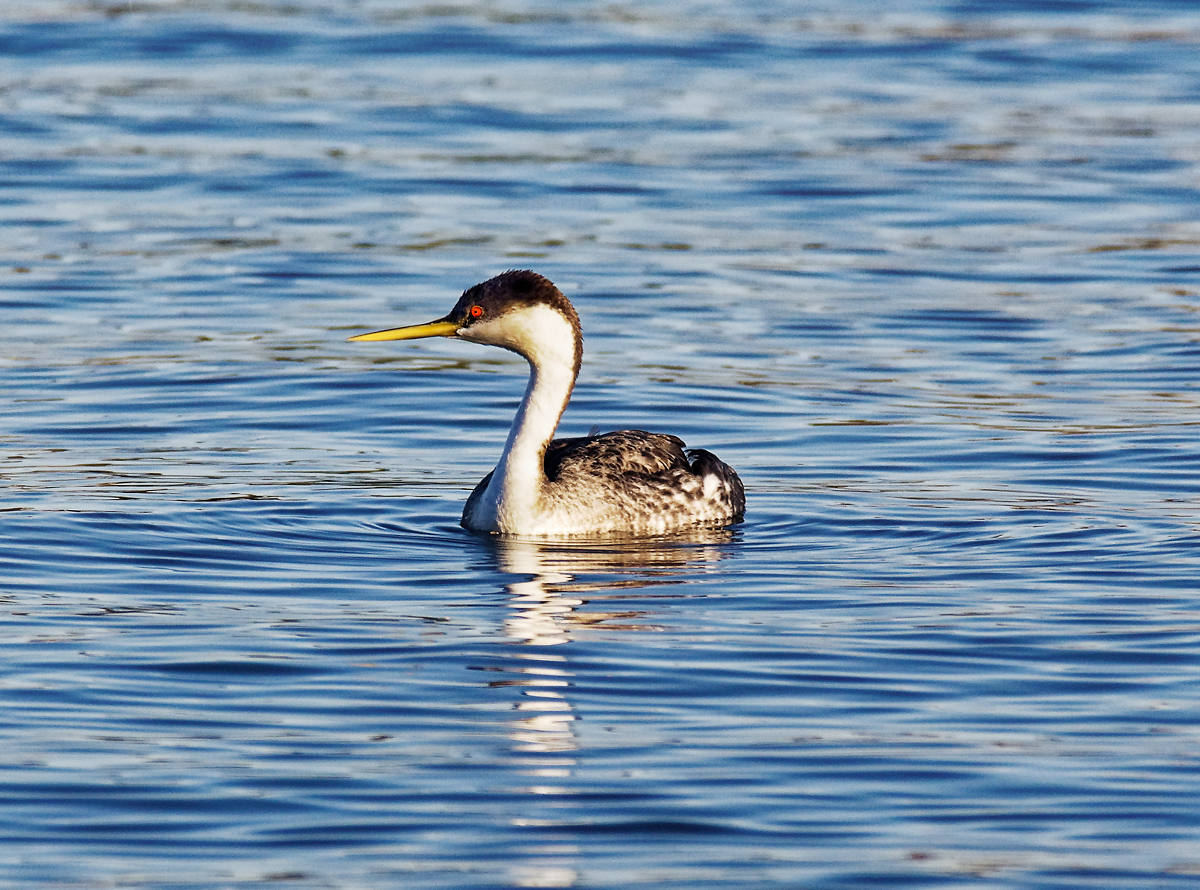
<box><xmin>495</xmin><ymin>531</ymin><xmax>738</xmax><ymax>644</ymax></box>
<box><xmin>492</xmin><ymin>532</ymin><xmax>737</xmax><ymax>751</ymax></box>
<box><xmin>488</xmin><ymin>534</ymin><xmax>737</xmax><ymax>889</ymax></box>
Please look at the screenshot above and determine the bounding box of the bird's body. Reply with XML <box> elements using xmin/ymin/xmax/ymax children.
<box><xmin>465</xmin><ymin>429</ymin><xmax>740</xmax><ymax>536</ymax></box>
<box><xmin>350</xmin><ymin>270</ymin><xmax>744</xmax><ymax>536</ymax></box>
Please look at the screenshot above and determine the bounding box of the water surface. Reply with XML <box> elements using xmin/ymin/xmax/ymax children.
<box><xmin>3</xmin><ymin>1</ymin><xmax>1200</xmax><ymax>887</ymax></box>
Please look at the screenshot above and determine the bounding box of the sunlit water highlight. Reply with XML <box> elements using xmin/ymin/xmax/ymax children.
<box><xmin>3</xmin><ymin>1</ymin><xmax>1200</xmax><ymax>887</ymax></box>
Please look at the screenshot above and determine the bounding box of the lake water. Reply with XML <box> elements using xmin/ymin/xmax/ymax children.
<box><xmin>3</xmin><ymin>1</ymin><xmax>1200</xmax><ymax>887</ymax></box>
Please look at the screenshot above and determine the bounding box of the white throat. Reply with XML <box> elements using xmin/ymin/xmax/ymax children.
<box><xmin>464</xmin><ymin>303</ymin><xmax>580</xmax><ymax>531</ymax></box>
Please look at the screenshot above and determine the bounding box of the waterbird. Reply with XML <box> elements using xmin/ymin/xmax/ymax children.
<box><xmin>349</xmin><ymin>270</ymin><xmax>745</xmax><ymax>536</ymax></box>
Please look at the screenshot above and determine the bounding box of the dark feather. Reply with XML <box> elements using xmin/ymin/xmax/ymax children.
<box><xmin>544</xmin><ymin>429</ymin><xmax>689</xmax><ymax>481</ymax></box>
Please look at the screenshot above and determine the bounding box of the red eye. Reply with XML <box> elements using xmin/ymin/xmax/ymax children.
<box><xmin>469</xmin><ymin>305</ymin><xmax>483</xmax><ymax>318</ymax></box>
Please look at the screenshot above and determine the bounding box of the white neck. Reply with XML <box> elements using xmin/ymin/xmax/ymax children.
<box><xmin>466</xmin><ymin>303</ymin><xmax>580</xmax><ymax>531</ymax></box>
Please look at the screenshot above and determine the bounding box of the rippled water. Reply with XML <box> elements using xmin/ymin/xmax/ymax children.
<box><xmin>4</xmin><ymin>1</ymin><xmax>1200</xmax><ymax>887</ymax></box>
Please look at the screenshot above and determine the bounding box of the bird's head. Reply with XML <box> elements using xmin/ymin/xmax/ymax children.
<box><xmin>349</xmin><ymin>270</ymin><xmax>582</xmax><ymax>375</ymax></box>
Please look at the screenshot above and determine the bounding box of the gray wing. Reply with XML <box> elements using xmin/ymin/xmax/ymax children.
<box><xmin>544</xmin><ymin>429</ymin><xmax>690</xmax><ymax>481</ymax></box>
<box><xmin>548</xmin><ymin>429</ymin><xmax>745</xmax><ymax>524</ymax></box>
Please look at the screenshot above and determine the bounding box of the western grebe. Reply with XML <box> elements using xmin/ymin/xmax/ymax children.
<box><xmin>349</xmin><ymin>270</ymin><xmax>745</xmax><ymax>536</ymax></box>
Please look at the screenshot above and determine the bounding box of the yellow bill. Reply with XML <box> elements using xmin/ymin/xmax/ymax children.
<box><xmin>348</xmin><ymin>317</ymin><xmax>460</xmax><ymax>342</ymax></box>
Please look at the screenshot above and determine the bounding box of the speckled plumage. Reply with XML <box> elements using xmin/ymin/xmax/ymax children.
<box><xmin>465</xmin><ymin>428</ymin><xmax>745</xmax><ymax>536</ymax></box>
<box><xmin>353</xmin><ymin>270</ymin><xmax>745</xmax><ymax>536</ymax></box>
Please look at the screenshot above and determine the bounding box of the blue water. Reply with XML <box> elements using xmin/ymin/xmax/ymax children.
<box><xmin>4</xmin><ymin>2</ymin><xmax>1200</xmax><ymax>887</ymax></box>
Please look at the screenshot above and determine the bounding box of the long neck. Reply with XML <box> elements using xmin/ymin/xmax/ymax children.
<box><xmin>498</xmin><ymin>354</ymin><xmax>574</xmax><ymax>484</ymax></box>
<box><xmin>484</xmin><ymin>305</ymin><xmax>581</xmax><ymax>528</ymax></box>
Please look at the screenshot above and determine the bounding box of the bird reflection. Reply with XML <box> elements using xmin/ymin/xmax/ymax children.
<box><xmin>479</xmin><ymin>532</ymin><xmax>738</xmax><ymax>889</ymax></box>
<box><xmin>497</xmin><ymin>531</ymin><xmax>736</xmax><ymax>643</ymax></box>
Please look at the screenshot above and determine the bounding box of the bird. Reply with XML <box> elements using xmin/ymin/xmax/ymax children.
<box><xmin>349</xmin><ymin>270</ymin><xmax>745</xmax><ymax>536</ymax></box>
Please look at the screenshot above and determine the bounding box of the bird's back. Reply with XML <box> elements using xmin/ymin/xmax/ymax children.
<box><xmin>545</xmin><ymin>429</ymin><xmax>690</xmax><ymax>480</ymax></box>
<box><xmin>540</xmin><ymin>429</ymin><xmax>744</xmax><ymax>534</ymax></box>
